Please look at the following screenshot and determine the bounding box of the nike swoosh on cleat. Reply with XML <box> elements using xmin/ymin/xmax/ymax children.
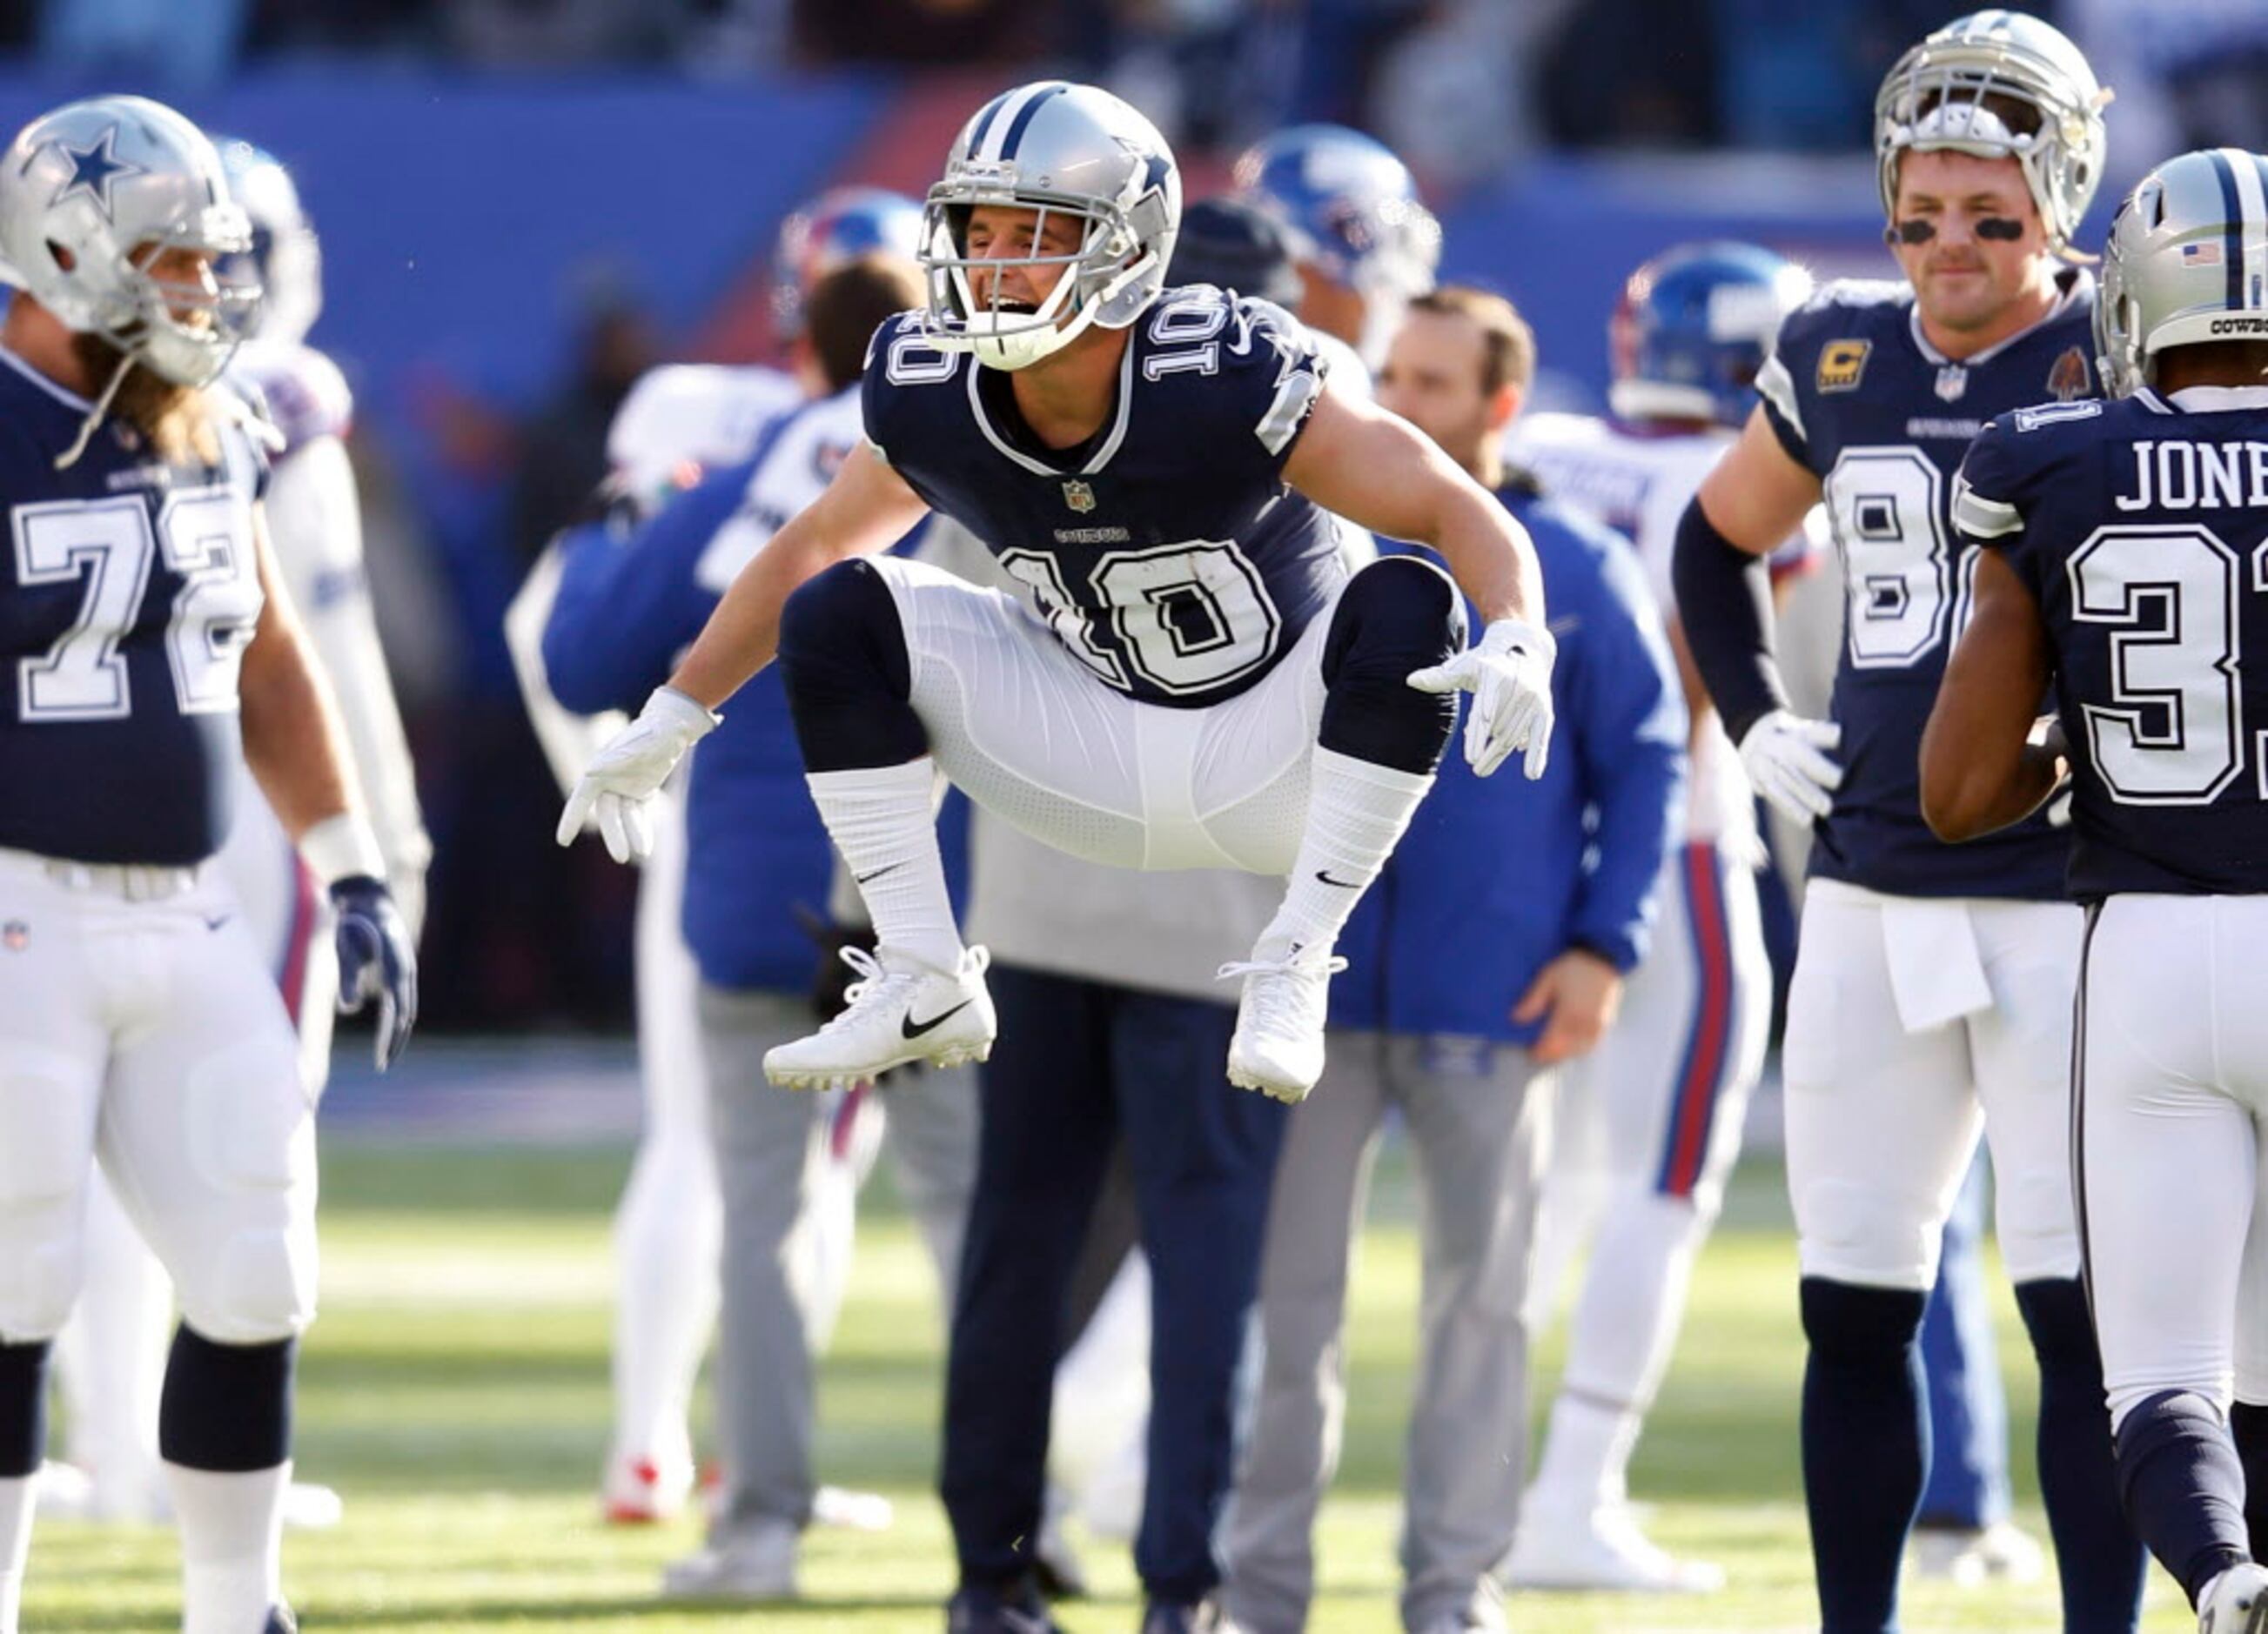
<box><xmin>1313</xmin><ymin>869</ymin><xmax>1360</xmax><ymax>888</ymax></box>
<box><xmin>901</xmin><ymin>1000</ymin><xmax>974</xmax><ymax>1040</ymax></box>
<box><xmin>855</xmin><ymin>862</ymin><xmax>903</xmax><ymax>886</ymax></box>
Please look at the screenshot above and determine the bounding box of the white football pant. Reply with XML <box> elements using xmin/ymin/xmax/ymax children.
<box><xmin>56</xmin><ymin>794</ymin><xmax>332</xmax><ymax>1499</ymax></box>
<box><xmin>1782</xmin><ymin>881</ymin><xmax>2083</xmax><ymax>1291</ymax></box>
<box><xmin>0</xmin><ymin>850</ymin><xmax>313</xmax><ymax>1352</ymax></box>
<box><xmin>2077</xmin><ymin>894</ymin><xmax>2268</xmax><ymax>1430</ymax></box>
<box><xmin>870</xmin><ymin>557</ymin><xmax>1332</xmax><ymax>874</ymax></box>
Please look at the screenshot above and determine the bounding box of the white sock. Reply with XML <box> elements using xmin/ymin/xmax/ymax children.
<box><xmin>1255</xmin><ymin>747</ymin><xmax>1433</xmax><ymax>961</ymax></box>
<box><xmin>0</xmin><ymin>1474</ymin><xmax>31</xmax><ymax>1634</ymax></box>
<box><xmin>806</xmin><ymin>760</ymin><xmax>964</xmax><ymax>975</ymax></box>
<box><xmin>607</xmin><ymin>1130</ymin><xmax>718</xmax><ymax>1484</ymax></box>
<box><xmin>1528</xmin><ymin>1392</ymin><xmax>1643</xmax><ymax>1517</ymax></box>
<box><xmin>1533</xmin><ymin>1192</ymin><xmax>1710</xmax><ymax>1513</ymax></box>
<box><xmin>166</xmin><ymin>1462</ymin><xmax>285</xmax><ymax>1634</ymax></box>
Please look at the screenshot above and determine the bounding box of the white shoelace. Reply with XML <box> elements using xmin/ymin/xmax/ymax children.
<box><xmin>822</xmin><ymin>945</ymin><xmax>917</xmax><ymax>1034</ymax></box>
<box><xmin>1216</xmin><ymin>948</ymin><xmax>1348</xmax><ymax>1030</ymax></box>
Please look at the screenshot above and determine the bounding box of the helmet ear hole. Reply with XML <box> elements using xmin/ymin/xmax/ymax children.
<box><xmin>46</xmin><ymin>241</ymin><xmax>74</xmax><ymax>272</ymax></box>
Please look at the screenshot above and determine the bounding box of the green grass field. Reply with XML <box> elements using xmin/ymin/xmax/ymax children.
<box><xmin>29</xmin><ymin>1139</ymin><xmax>2196</xmax><ymax>1632</ymax></box>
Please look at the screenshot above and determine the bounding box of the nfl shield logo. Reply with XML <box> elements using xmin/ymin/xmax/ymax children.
<box><xmin>1062</xmin><ymin>479</ymin><xmax>1097</xmax><ymax>514</ymax></box>
<box><xmin>3</xmin><ymin>921</ymin><xmax>27</xmax><ymax>952</ymax></box>
<box><xmin>1934</xmin><ymin>364</ymin><xmax>1969</xmax><ymax>402</ymax></box>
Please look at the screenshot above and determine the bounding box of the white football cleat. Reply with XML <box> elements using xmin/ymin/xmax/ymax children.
<box><xmin>810</xmin><ymin>1484</ymin><xmax>893</xmax><ymax>1531</ymax></box>
<box><xmin>1501</xmin><ymin>1503</ymin><xmax>1725</xmax><ymax>1594</ymax></box>
<box><xmin>1219</xmin><ymin>945</ymin><xmax>1346</xmax><ymax>1103</ymax></box>
<box><xmin>2200</xmin><ymin>1562</ymin><xmax>2268</xmax><ymax>1633</ymax></box>
<box><xmin>601</xmin><ymin>1451</ymin><xmax>694</xmax><ymax>1524</ymax></box>
<box><xmin>763</xmin><ymin>945</ymin><xmax>995</xmax><ymax>1090</ymax></box>
<box><xmin>661</xmin><ymin>1517</ymin><xmax>798</xmax><ymax>1600</ymax></box>
<box><xmin>1909</xmin><ymin>1518</ymin><xmax>2046</xmax><ymax>1587</ymax></box>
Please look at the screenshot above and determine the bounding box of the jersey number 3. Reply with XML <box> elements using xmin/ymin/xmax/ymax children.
<box><xmin>2068</xmin><ymin>523</ymin><xmax>2266</xmax><ymax>806</ymax></box>
<box><xmin>12</xmin><ymin>490</ymin><xmax>260</xmax><ymax>723</ymax></box>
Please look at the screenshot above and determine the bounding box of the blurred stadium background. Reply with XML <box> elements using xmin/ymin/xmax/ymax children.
<box><xmin>10</xmin><ymin>0</ymin><xmax>2261</xmax><ymax>1626</ymax></box>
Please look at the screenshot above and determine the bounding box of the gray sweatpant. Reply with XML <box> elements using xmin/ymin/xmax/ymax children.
<box><xmin>698</xmin><ymin>984</ymin><xmax>979</xmax><ymax>1537</ymax></box>
<box><xmin>1220</xmin><ymin>1029</ymin><xmax>1550</xmax><ymax>1634</ymax></box>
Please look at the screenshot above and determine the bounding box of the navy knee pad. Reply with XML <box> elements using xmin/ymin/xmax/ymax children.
<box><xmin>159</xmin><ymin>1325</ymin><xmax>296</xmax><ymax>1473</ymax></box>
<box><xmin>1800</xmin><ymin>1276</ymin><xmax>1927</xmax><ymax>1358</ymax></box>
<box><xmin>0</xmin><ymin>1341</ymin><xmax>50</xmax><ymax>1478</ymax></box>
<box><xmin>1319</xmin><ymin>556</ymin><xmax>1466</xmax><ymax>775</ymax></box>
<box><xmin>776</xmin><ymin>559</ymin><xmax>927</xmax><ymax>773</ymax></box>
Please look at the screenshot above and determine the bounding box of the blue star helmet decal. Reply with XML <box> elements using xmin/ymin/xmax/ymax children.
<box><xmin>50</xmin><ymin>126</ymin><xmax>145</xmax><ymax>220</ymax></box>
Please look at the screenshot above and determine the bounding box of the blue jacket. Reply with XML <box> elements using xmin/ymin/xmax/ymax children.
<box><xmin>541</xmin><ymin>403</ymin><xmax>956</xmax><ymax>992</ymax></box>
<box><xmin>1331</xmin><ymin>482</ymin><xmax>1686</xmax><ymax>1044</ymax></box>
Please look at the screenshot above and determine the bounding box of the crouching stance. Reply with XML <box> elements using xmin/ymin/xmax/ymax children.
<box><xmin>560</xmin><ymin>80</ymin><xmax>1553</xmax><ymax>1105</ymax></box>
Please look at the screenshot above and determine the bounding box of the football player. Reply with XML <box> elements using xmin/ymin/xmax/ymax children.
<box><xmin>1670</xmin><ymin>14</ymin><xmax>2148</xmax><ymax>1632</ymax></box>
<box><xmin>1232</xmin><ymin>123</ymin><xmax>1441</xmax><ymax>383</ymax></box>
<box><xmin>559</xmin><ymin>79</ymin><xmax>1553</xmax><ymax>1628</ymax></box>
<box><xmin>509</xmin><ymin>189</ymin><xmax>943</xmax><ymax>1534</ymax></box>
<box><xmin>0</xmin><ymin>96</ymin><xmax>416</xmax><ymax>1634</ymax></box>
<box><xmin>1921</xmin><ymin>146</ymin><xmax>2268</xmax><ymax>1634</ymax></box>
<box><xmin>1501</xmin><ymin>241</ymin><xmax>1808</xmax><ymax>1591</ymax></box>
<box><xmin>46</xmin><ymin>134</ymin><xmax>428</xmax><ymax>1532</ymax></box>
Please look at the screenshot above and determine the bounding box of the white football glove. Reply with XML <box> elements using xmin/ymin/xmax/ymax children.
<box><xmin>1740</xmin><ymin>708</ymin><xmax>1842</xmax><ymax>824</ymax></box>
<box><xmin>1406</xmin><ymin>616</ymin><xmax>1558</xmax><ymax>780</ymax></box>
<box><xmin>556</xmin><ymin>686</ymin><xmax>719</xmax><ymax>862</ymax></box>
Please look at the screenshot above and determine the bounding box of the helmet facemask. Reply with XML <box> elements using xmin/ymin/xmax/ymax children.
<box><xmin>919</xmin><ymin>184</ymin><xmax>1161</xmax><ymax>372</ymax></box>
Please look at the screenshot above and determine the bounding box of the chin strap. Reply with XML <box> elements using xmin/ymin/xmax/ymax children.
<box><xmin>52</xmin><ymin>347</ymin><xmax>132</xmax><ymax>472</ymax></box>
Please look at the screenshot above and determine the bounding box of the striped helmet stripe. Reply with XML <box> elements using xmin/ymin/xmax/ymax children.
<box><xmin>963</xmin><ymin>89</ymin><xmax>1016</xmax><ymax>161</ymax></box>
<box><xmin>974</xmin><ymin>82</ymin><xmax>1053</xmax><ymax>164</ymax></box>
<box><xmin>2208</xmin><ymin>148</ymin><xmax>2245</xmax><ymax>311</ymax></box>
<box><xmin>2240</xmin><ymin>151</ymin><xmax>2268</xmax><ymax>310</ymax></box>
<box><xmin>998</xmin><ymin>83</ymin><xmax>1071</xmax><ymax>164</ymax></box>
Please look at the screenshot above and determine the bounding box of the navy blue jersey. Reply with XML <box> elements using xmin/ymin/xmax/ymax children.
<box><xmin>1954</xmin><ymin>388</ymin><xmax>2268</xmax><ymax>899</ymax></box>
<box><xmin>862</xmin><ymin>286</ymin><xmax>1342</xmax><ymax>707</ymax></box>
<box><xmin>0</xmin><ymin>350</ymin><xmax>270</xmax><ymax>866</ymax></box>
<box><xmin>1755</xmin><ymin>273</ymin><xmax>2098</xmax><ymax>900</ymax></box>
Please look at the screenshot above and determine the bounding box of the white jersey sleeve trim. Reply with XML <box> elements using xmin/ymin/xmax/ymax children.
<box><xmin>1950</xmin><ymin>476</ymin><xmax>2022</xmax><ymax>539</ymax></box>
<box><xmin>1755</xmin><ymin>352</ymin><xmax>1805</xmax><ymax>447</ymax></box>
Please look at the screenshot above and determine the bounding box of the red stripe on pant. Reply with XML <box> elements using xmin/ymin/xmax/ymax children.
<box><xmin>1657</xmin><ymin>842</ymin><xmax>1733</xmax><ymax>1197</ymax></box>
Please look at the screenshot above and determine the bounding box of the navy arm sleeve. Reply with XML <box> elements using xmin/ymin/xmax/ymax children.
<box><xmin>540</xmin><ymin>460</ymin><xmax>750</xmax><ymax>714</ymax></box>
<box><xmin>1565</xmin><ymin>530</ymin><xmax>1688</xmax><ymax>972</ymax></box>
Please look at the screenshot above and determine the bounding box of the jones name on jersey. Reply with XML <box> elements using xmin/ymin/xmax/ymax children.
<box><xmin>862</xmin><ymin>285</ymin><xmax>1338</xmax><ymax>708</ymax></box>
<box><xmin>1955</xmin><ymin>390</ymin><xmax>2268</xmax><ymax>898</ymax></box>
<box><xmin>0</xmin><ymin>351</ymin><xmax>269</xmax><ymax>865</ymax></box>
<box><xmin>1755</xmin><ymin>273</ymin><xmax>2097</xmax><ymax>899</ymax></box>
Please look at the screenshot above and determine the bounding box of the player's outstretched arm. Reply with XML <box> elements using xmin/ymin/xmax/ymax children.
<box><xmin>557</xmin><ymin>443</ymin><xmax>929</xmax><ymax>861</ymax></box>
<box><xmin>238</xmin><ymin>507</ymin><xmax>417</xmax><ymax>1068</ymax></box>
<box><xmin>666</xmin><ymin>441</ymin><xmax>929</xmax><ymax>709</ymax></box>
<box><xmin>1921</xmin><ymin>548</ymin><xmax>2063</xmax><ymax>842</ymax></box>
<box><xmin>1285</xmin><ymin>387</ymin><xmax>1557</xmax><ymax>778</ymax></box>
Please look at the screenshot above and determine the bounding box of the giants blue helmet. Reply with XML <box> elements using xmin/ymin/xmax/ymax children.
<box><xmin>771</xmin><ymin>186</ymin><xmax>922</xmax><ymax>338</ymax></box>
<box><xmin>1232</xmin><ymin>124</ymin><xmax>1439</xmax><ymax>364</ymax></box>
<box><xmin>218</xmin><ymin>137</ymin><xmax>323</xmax><ymax>347</ymax></box>
<box><xmin>1608</xmin><ymin>242</ymin><xmax>1812</xmax><ymax>429</ymax></box>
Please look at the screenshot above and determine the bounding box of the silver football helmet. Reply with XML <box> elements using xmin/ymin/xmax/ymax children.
<box><xmin>2096</xmin><ymin>149</ymin><xmax>2268</xmax><ymax>397</ymax></box>
<box><xmin>919</xmin><ymin>81</ymin><xmax>1180</xmax><ymax>372</ymax></box>
<box><xmin>1875</xmin><ymin>10</ymin><xmax>2110</xmax><ymax>259</ymax></box>
<box><xmin>0</xmin><ymin>95</ymin><xmax>258</xmax><ymax>386</ymax></box>
<box><xmin>219</xmin><ymin>138</ymin><xmax>323</xmax><ymax>348</ymax></box>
